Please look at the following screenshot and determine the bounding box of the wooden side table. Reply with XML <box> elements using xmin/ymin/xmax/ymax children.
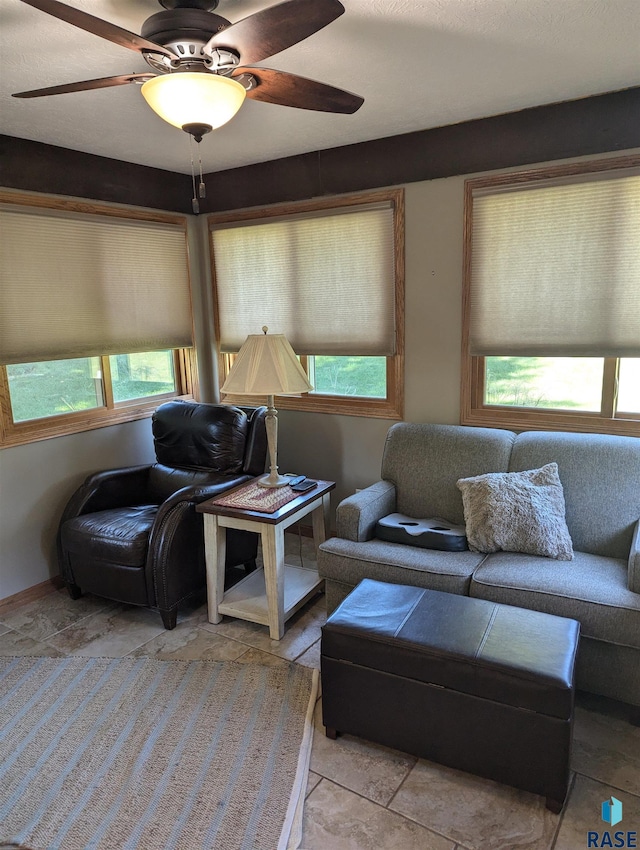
<box><xmin>197</xmin><ymin>479</ymin><xmax>335</xmax><ymax>640</ymax></box>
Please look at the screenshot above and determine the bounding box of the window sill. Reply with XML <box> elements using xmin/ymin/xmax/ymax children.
<box><xmin>461</xmin><ymin>405</ymin><xmax>640</xmax><ymax>438</ymax></box>
<box><xmin>220</xmin><ymin>392</ymin><xmax>403</xmax><ymax>420</ymax></box>
<box><xmin>0</xmin><ymin>394</ymin><xmax>195</xmax><ymax>448</ymax></box>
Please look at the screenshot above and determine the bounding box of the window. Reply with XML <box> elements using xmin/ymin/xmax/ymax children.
<box><xmin>209</xmin><ymin>189</ymin><xmax>404</xmax><ymax>418</ymax></box>
<box><xmin>0</xmin><ymin>193</ymin><xmax>196</xmax><ymax>447</ymax></box>
<box><xmin>461</xmin><ymin>156</ymin><xmax>640</xmax><ymax>436</ymax></box>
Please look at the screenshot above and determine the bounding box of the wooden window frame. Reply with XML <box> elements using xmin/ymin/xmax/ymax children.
<box><xmin>461</xmin><ymin>155</ymin><xmax>639</xmax><ymax>437</ymax></box>
<box><xmin>0</xmin><ymin>349</ymin><xmax>197</xmax><ymax>448</ymax></box>
<box><xmin>209</xmin><ymin>190</ymin><xmax>405</xmax><ymax>420</ymax></box>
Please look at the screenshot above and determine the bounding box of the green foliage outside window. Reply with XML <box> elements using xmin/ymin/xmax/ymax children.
<box><xmin>310</xmin><ymin>356</ymin><xmax>386</xmax><ymax>398</ymax></box>
<box><xmin>7</xmin><ymin>358</ymin><xmax>103</xmax><ymax>422</ymax></box>
<box><xmin>110</xmin><ymin>351</ymin><xmax>176</xmax><ymax>403</ymax></box>
<box><xmin>485</xmin><ymin>356</ymin><xmax>640</xmax><ymax>414</ymax></box>
<box><xmin>7</xmin><ymin>351</ymin><xmax>176</xmax><ymax>423</ymax></box>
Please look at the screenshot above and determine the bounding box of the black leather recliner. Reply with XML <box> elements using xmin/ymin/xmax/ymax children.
<box><xmin>57</xmin><ymin>400</ymin><xmax>268</xmax><ymax>629</ymax></box>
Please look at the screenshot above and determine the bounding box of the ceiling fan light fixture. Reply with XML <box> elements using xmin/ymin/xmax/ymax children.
<box><xmin>140</xmin><ymin>72</ymin><xmax>246</xmax><ymax>132</ymax></box>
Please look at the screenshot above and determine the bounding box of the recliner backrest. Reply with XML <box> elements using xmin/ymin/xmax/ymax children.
<box><xmin>239</xmin><ymin>405</ymin><xmax>268</xmax><ymax>476</ymax></box>
<box><xmin>146</xmin><ymin>401</ymin><xmax>255</xmax><ymax>504</ymax></box>
<box><xmin>152</xmin><ymin>400</ymin><xmax>248</xmax><ymax>472</ymax></box>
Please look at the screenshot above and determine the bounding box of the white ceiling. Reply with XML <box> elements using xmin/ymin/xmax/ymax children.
<box><xmin>1</xmin><ymin>0</ymin><xmax>639</xmax><ymax>175</ymax></box>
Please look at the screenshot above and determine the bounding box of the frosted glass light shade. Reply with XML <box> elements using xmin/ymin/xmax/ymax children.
<box><xmin>221</xmin><ymin>330</ymin><xmax>313</xmax><ymax>396</ymax></box>
<box><xmin>141</xmin><ymin>73</ymin><xmax>246</xmax><ymax>131</ymax></box>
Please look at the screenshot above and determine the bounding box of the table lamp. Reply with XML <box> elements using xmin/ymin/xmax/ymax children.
<box><xmin>220</xmin><ymin>326</ymin><xmax>313</xmax><ymax>487</ymax></box>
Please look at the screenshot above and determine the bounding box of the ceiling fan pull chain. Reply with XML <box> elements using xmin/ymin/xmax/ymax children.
<box><xmin>199</xmin><ymin>149</ymin><xmax>206</xmax><ymax>200</ymax></box>
<box><xmin>189</xmin><ymin>134</ymin><xmax>200</xmax><ymax>215</ymax></box>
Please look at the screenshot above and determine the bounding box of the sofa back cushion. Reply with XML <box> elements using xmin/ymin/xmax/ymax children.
<box><xmin>509</xmin><ymin>431</ymin><xmax>640</xmax><ymax>559</ymax></box>
<box><xmin>382</xmin><ymin>423</ymin><xmax>515</xmax><ymax>525</ymax></box>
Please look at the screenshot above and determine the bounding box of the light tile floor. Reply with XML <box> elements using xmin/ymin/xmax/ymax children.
<box><xmin>1</xmin><ymin>534</ymin><xmax>638</xmax><ymax>849</ymax></box>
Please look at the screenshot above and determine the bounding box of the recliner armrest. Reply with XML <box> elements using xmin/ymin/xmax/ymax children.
<box><xmin>629</xmin><ymin>520</ymin><xmax>640</xmax><ymax>594</ymax></box>
<box><xmin>60</xmin><ymin>465</ymin><xmax>153</xmax><ymax>523</ymax></box>
<box><xmin>147</xmin><ymin>474</ymin><xmax>254</xmax><ymax>607</ymax></box>
<box><xmin>336</xmin><ymin>480</ymin><xmax>396</xmax><ymax>542</ymax></box>
<box><xmin>155</xmin><ymin>475</ymin><xmax>252</xmax><ymax>517</ymax></box>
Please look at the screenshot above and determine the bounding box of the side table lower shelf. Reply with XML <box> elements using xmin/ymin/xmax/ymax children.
<box><xmin>218</xmin><ymin>565</ymin><xmax>324</xmax><ymax>628</ymax></box>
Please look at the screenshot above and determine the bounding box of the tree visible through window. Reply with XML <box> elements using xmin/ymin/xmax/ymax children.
<box><xmin>309</xmin><ymin>356</ymin><xmax>387</xmax><ymax>399</ymax></box>
<box><xmin>7</xmin><ymin>351</ymin><xmax>179</xmax><ymax>423</ymax></box>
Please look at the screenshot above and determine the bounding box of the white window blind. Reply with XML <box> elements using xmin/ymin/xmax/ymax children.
<box><xmin>211</xmin><ymin>203</ymin><xmax>397</xmax><ymax>355</ymax></box>
<box><xmin>469</xmin><ymin>169</ymin><xmax>640</xmax><ymax>357</ymax></box>
<box><xmin>0</xmin><ymin>204</ymin><xmax>193</xmax><ymax>365</ymax></box>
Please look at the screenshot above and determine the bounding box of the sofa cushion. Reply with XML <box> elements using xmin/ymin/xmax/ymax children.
<box><xmin>509</xmin><ymin>431</ymin><xmax>640</xmax><ymax>559</ymax></box>
<box><xmin>470</xmin><ymin>550</ymin><xmax>640</xmax><ymax>649</ymax></box>
<box><xmin>381</xmin><ymin>423</ymin><xmax>515</xmax><ymax>525</ymax></box>
<box><xmin>457</xmin><ymin>463</ymin><xmax>573</xmax><ymax>560</ymax></box>
<box><xmin>318</xmin><ymin>536</ymin><xmax>486</xmax><ymax>596</ymax></box>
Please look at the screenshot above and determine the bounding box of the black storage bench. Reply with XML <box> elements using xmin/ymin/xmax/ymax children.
<box><xmin>321</xmin><ymin>578</ymin><xmax>580</xmax><ymax>812</ymax></box>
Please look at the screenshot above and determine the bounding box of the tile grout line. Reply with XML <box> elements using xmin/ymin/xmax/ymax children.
<box><xmin>570</xmin><ymin>766</ymin><xmax>640</xmax><ymax>799</ymax></box>
<box><xmin>550</xmin><ymin>770</ymin><xmax>577</xmax><ymax>850</ymax></box>
<box><xmin>305</xmin><ymin>774</ymin><xmax>459</xmax><ymax>847</ymax></box>
<box><xmin>1</xmin><ymin>600</ymin><xmax>122</xmax><ymax>643</ymax></box>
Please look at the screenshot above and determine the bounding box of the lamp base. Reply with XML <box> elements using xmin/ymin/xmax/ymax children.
<box><xmin>257</xmin><ymin>473</ymin><xmax>290</xmax><ymax>488</ymax></box>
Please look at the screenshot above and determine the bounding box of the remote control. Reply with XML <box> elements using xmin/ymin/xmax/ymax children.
<box><xmin>286</xmin><ymin>474</ymin><xmax>306</xmax><ymax>486</ymax></box>
<box><xmin>291</xmin><ymin>478</ymin><xmax>317</xmax><ymax>493</ymax></box>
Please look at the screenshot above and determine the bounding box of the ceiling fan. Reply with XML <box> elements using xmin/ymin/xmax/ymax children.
<box><xmin>12</xmin><ymin>0</ymin><xmax>364</xmax><ymax>141</ymax></box>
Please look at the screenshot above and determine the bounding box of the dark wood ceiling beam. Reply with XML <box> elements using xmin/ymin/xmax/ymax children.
<box><xmin>204</xmin><ymin>86</ymin><xmax>640</xmax><ymax>211</ymax></box>
<box><xmin>1</xmin><ymin>87</ymin><xmax>638</xmax><ymax>213</ymax></box>
<box><xmin>0</xmin><ymin>136</ymin><xmax>192</xmax><ymax>213</ymax></box>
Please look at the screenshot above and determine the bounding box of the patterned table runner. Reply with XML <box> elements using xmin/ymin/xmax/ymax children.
<box><xmin>212</xmin><ymin>480</ymin><xmax>301</xmax><ymax>513</ymax></box>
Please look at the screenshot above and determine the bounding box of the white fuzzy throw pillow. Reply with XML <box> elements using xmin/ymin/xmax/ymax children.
<box><xmin>456</xmin><ymin>462</ymin><xmax>573</xmax><ymax>560</ymax></box>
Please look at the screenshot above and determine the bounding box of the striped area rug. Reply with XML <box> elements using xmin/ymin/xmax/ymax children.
<box><xmin>0</xmin><ymin>657</ymin><xmax>318</xmax><ymax>850</ymax></box>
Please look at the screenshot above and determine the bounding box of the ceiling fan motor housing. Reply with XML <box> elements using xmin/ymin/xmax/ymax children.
<box><xmin>141</xmin><ymin>9</ymin><xmax>237</xmax><ymax>72</ymax></box>
<box><xmin>141</xmin><ymin>9</ymin><xmax>229</xmax><ymax>43</ymax></box>
<box><xmin>158</xmin><ymin>0</ymin><xmax>220</xmax><ymax>10</ymax></box>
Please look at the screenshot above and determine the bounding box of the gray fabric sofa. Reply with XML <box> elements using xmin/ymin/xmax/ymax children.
<box><xmin>317</xmin><ymin>423</ymin><xmax>640</xmax><ymax>710</ymax></box>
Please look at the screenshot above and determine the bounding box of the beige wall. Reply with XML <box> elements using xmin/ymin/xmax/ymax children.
<box><xmin>0</xmin><ymin>418</ymin><xmax>156</xmax><ymax>598</ymax></box>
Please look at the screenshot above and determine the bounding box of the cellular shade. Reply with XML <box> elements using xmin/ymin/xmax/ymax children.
<box><xmin>469</xmin><ymin>169</ymin><xmax>640</xmax><ymax>357</ymax></box>
<box><xmin>211</xmin><ymin>203</ymin><xmax>397</xmax><ymax>356</ymax></box>
<box><xmin>0</xmin><ymin>204</ymin><xmax>193</xmax><ymax>365</ymax></box>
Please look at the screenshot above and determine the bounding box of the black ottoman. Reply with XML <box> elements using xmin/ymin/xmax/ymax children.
<box><xmin>321</xmin><ymin>579</ymin><xmax>580</xmax><ymax>812</ymax></box>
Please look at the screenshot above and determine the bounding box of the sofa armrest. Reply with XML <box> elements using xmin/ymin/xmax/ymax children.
<box><xmin>629</xmin><ymin>520</ymin><xmax>640</xmax><ymax>594</ymax></box>
<box><xmin>336</xmin><ymin>480</ymin><xmax>396</xmax><ymax>542</ymax></box>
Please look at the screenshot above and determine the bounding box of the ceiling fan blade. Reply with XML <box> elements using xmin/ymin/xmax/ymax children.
<box><xmin>12</xmin><ymin>74</ymin><xmax>156</xmax><ymax>99</ymax></box>
<box><xmin>17</xmin><ymin>0</ymin><xmax>178</xmax><ymax>61</ymax></box>
<box><xmin>233</xmin><ymin>67</ymin><xmax>363</xmax><ymax>114</ymax></box>
<box><xmin>205</xmin><ymin>0</ymin><xmax>345</xmax><ymax>65</ymax></box>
